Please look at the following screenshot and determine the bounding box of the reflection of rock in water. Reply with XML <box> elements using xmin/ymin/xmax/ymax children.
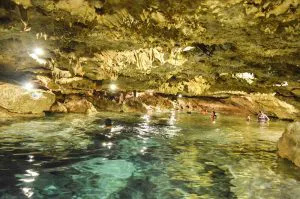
<box><xmin>202</xmin><ymin>163</ymin><xmax>237</xmax><ymax>199</ymax></box>
<box><xmin>115</xmin><ymin>176</ymin><xmax>156</xmax><ymax>199</ymax></box>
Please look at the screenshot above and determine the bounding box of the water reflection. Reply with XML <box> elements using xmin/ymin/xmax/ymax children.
<box><xmin>168</xmin><ymin>110</ymin><xmax>176</xmax><ymax>125</ymax></box>
<box><xmin>27</xmin><ymin>155</ymin><xmax>34</xmax><ymax>163</ymax></box>
<box><xmin>22</xmin><ymin>187</ymin><xmax>33</xmax><ymax>198</ymax></box>
<box><xmin>0</xmin><ymin>113</ymin><xmax>299</xmax><ymax>198</ymax></box>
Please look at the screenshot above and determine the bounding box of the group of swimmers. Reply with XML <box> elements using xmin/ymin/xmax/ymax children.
<box><xmin>245</xmin><ymin>111</ymin><xmax>270</xmax><ymax>123</ymax></box>
<box><xmin>209</xmin><ymin>110</ymin><xmax>270</xmax><ymax>123</ymax></box>
<box><xmin>103</xmin><ymin>110</ymin><xmax>270</xmax><ymax>128</ymax></box>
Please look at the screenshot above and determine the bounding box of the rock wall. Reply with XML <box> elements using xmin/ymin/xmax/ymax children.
<box><xmin>1</xmin><ymin>0</ymin><xmax>300</xmax><ymax>100</ymax></box>
<box><xmin>0</xmin><ymin>82</ymin><xmax>298</xmax><ymax>120</ymax></box>
<box><xmin>278</xmin><ymin>122</ymin><xmax>300</xmax><ymax>167</ymax></box>
<box><xmin>45</xmin><ymin>91</ymin><xmax>299</xmax><ymax>120</ymax></box>
<box><xmin>50</xmin><ymin>95</ymin><xmax>97</xmax><ymax>114</ymax></box>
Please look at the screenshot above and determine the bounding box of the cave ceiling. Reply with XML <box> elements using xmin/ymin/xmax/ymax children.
<box><xmin>0</xmin><ymin>0</ymin><xmax>299</xmax><ymax>96</ymax></box>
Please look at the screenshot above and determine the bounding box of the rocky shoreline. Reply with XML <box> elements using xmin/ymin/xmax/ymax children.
<box><xmin>1</xmin><ymin>82</ymin><xmax>299</xmax><ymax>121</ymax></box>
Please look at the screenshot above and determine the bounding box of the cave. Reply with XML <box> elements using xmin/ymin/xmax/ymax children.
<box><xmin>0</xmin><ymin>0</ymin><xmax>300</xmax><ymax>198</ymax></box>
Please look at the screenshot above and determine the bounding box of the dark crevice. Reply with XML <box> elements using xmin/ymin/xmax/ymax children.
<box><xmin>95</xmin><ymin>7</ymin><xmax>105</xmax><ymax>15</ymax></box>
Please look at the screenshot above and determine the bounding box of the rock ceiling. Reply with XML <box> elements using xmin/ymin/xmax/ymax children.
<box><xmin>0</xmin><ymin>0</ymin><xmax>299</xmax><ymax>97</ymax></box>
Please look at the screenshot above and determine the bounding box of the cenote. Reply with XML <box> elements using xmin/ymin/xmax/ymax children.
<box><xmin>1</xmin><ymin>0</ymin><xmax>300</xmax><ymax>198</ymax></box>
<box><xmin>1</xmin><ymin>112</ymin><xmax>300</xmax><ymax>199</ymax></box>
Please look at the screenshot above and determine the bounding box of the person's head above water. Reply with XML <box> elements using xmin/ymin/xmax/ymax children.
<box><xmin>104</xmin><ymin>118</ymin><xmax>112</xmax><ymax>128</ymax></box>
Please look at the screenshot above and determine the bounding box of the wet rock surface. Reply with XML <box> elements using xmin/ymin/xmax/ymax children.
<box><xmin>278</xmin><ymin>122</ymin><xmax>300</xmax><ymax>167</ymax></box>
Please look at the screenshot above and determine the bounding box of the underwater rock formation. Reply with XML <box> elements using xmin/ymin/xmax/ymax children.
<box><xmin>278</xmin><ymin>122</ymin><xmax>300</xmax><ymax>167</ymax></box>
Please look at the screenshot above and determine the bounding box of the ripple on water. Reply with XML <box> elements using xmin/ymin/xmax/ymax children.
<box><xmin>0</xmin><ymin>113</ymin><xmax>300</xmax><ymax>199</ymax></box>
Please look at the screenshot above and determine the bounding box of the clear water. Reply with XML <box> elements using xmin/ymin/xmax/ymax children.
<box><xmin>0</xmin><ymin>112</ymin><xmax>300</xmax><ymax>199</ymax></box>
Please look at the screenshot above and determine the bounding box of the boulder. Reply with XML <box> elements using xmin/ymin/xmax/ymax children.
<box><xmin>90</xmin><ymin>97</ymin><xmax>122</xmax><ymax>112</ymax></box>
<box><xmin>138</xmin><ymin>94</ymin><xmax>173</xmax><ymax>111</ymax></box>
<box><xmin>0</xmin><ymin>106</ymin><xmax>44</xmax><ymax>118</ymax></box>
<box><xmin>122</xmin><ymin>99</ymin><xmax>147</xmax><ymax>113</ymax></box>
<box><xmin>50</xmin><ymin>102</ymin><xmax>68</xmax><ymax>113</ymax></box>
<box><xmin>278</xmin><ymin>122</ymin><xmax>300</xmax><ymax>167</ymax></box>
<box><xmin>246</xmin><ymin>93</ymin><xmax>299</xmax><ymax>119</ymax></box>
<box><xmin>0</xmin><ymin>83</ymin><xmax>55</xmax><ymax>115</ymax></box>
<box><xmin>64</xmin><ymin>95</ymin><xmax>97</xmax><ymax>113</ymax></box>
<box><xmin>229</xmin><ymin>93</ymin><xmax>299</xmax><ymax>119</ymax></box>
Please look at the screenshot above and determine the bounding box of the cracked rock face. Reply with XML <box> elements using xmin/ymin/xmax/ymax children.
<box><xmin>0</xmin><ymin>0</ymin><xmax>299</xmax><ymax>117</ymax></box>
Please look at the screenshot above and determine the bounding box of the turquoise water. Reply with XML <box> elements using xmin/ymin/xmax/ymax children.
<box><xmin>0</xmin><ymin>112</ymin><xmax>300</xmax><ymax>199</ymax></box>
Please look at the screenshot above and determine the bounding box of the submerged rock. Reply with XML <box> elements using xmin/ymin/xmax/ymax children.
<box><xmin>71</xmin><ymin>158</ymin><xmax>135</xmax><ymax>198</ymax></box>
<box><xmin>73</xmin><ymin>158</ymin><xmax>135</xmax><ymax>179</ymax></box>
<box><xmin>0</xmin><ymin>83</ymin><xmax>55</xmax><ymax>116</ymax></box>
<box><xmin>278</xmin><ymin>122</ymin><xmax>300</xmax><ymax>167</ymax></box>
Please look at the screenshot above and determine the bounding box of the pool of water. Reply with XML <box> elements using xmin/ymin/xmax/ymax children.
<box><xmin>0</xmin><ymin>112</ymin><xmax>300</xmax><ymax>199</ymax></box>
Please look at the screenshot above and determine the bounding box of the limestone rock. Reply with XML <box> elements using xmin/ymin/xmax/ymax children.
<box><xmin>246</xmin><ymin>93</ymin><xmax>299</xmax><ymax>119</ymax></box>
<box><xmin>225</xmin><ymin>93</ymin><xmax>299</xmax><ymax>119</ymax></box>
<box><xmin>90</xmin><ymin>97</ymin><xmax>122</xmax><ymax>112</ymax></box>
<box><xmin>278</xmin><ymin>122</ymin><xmax>300</xmax><ymax>167</ymax></box>
<box><xmin>291</xmin><ymin>89</ymin><xmax>300</xmax><ymax>98</ymax></box>
<box><xmin>50</xmin><ymin>102</ymin><xmax>68</xmax><ymax>113</ymax></box>
<box><xmin>158</xmin><ymin>76</ymin><xmax>210</xmax><ymax>96</ymax></box>
<box><xmin>122</xmin><ymin>99</ymin><xmax>147</xmax><ymax>113</ymax></box>
<box><xmin>0</xmin><ymin>83</ymin><xmax>55</xmax><ymax>115</ymax></box>
<box><xmin>177</xmin><ymin>97</ymin><xmax>245</xmax><ymax>115</ymax></box>
<box><xmin>64</xmin><ymin>95</ymin><xmax>97</xmax><ymax>113</ymax></box>
<box><xmin>0</xmin><ymin>107</ymin><xmax>10</xmax><ymax>118</ymax></box>
<box><xmin>1</xmin><ymin>0</ymin><xmax>300</xmax><ymax>119</ymax></box>
<box><xmin>139</xmin><ymin>94</ymin><xmax>173</xmax><ymax>111</ymax></box>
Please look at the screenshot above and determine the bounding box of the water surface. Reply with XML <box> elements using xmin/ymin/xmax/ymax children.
<box><xmin>0</xmin><ymin>112</ymin><xmax>299</xmax><ymax>199</ymax></box>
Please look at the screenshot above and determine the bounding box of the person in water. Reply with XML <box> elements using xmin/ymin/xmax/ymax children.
<box><xmin>257</xmin><ymin>111</ymin><xmax>270</xmax><ymax>122</ymax></box>
<box><xmin>104</xmin><ymin>118</ymin><xmax>113</xmax><ymax>128</ymax></box>
<box><xmin>210</xmin><ymin>111</ymin><xmax>217</xmax><ymax>121</ymax></box>
<box><xmin>246</xmin><ymin>115</ymin><xmax>251</xmax><ymax>122</ymax></box>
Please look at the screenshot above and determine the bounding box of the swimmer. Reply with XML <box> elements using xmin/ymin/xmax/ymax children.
<box><xmin>246</xmin><ymin>115</ymin><xmax>251</xmax><ymax>122</ymax></box>
<box><xmin>211</xmin><ymin>111</ymin><xmax>217</xmax><ymax>122</ymax></box>
<box><xmin>104</xmin><ymin>118</ymin><xmax>113</xmax><ymax>128</ymax></box>
<box><xmin>257</xmin><ymin>111</ymin><xmax>270</xmax><ymax>123</ymax></box>
<box><xmin>202</xmin><ymin>109</ymin><xmax>208</xmax><ymax>115</ymax></box>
